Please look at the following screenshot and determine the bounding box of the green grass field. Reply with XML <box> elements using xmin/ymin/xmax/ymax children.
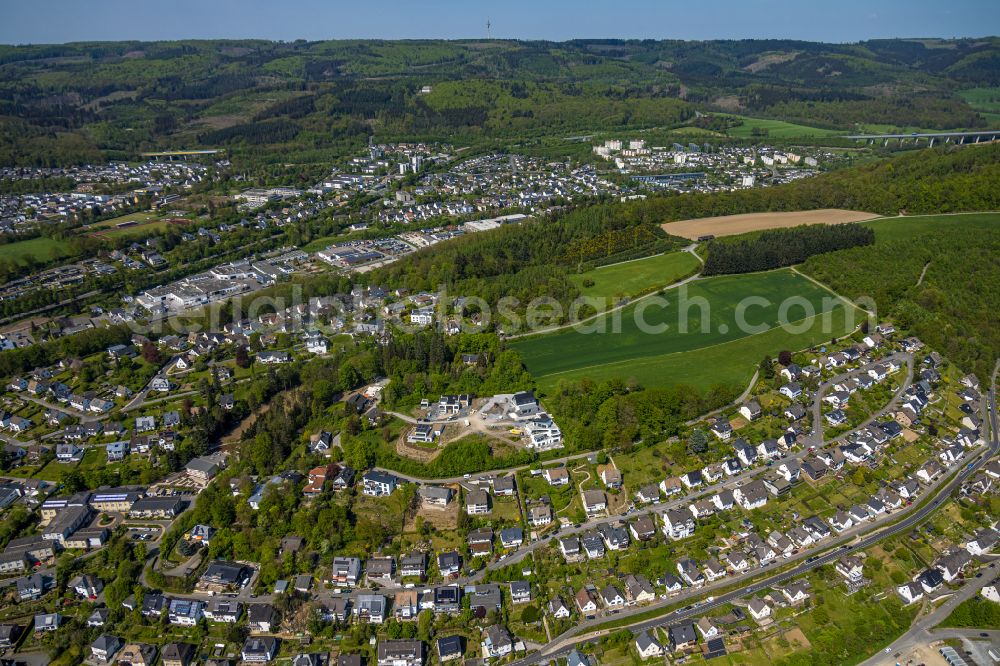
<box><xmin>0</xmin><ymin>236</ymin><xmax>75</xmax><ymax>265</ymax></box>
<box><xmin>864</xmin><ymin>211</ymin><xmax>1000</xmax><ymax>239</ymax></box>
<box><xmin>513</xmin><ymin>269</ymin><xmax>861</xmax><ymax>391</ymax></box>
<box><xmin>959</xmin><ymin>87</ymin><xmax>1000</xmax><ymax>126</ymax></box>
<box><xmin>85</xmin><ymin>211</ymin><xmax>161</xmax><ymax>229</ymax></box>
<box><xmin>721</xmin><ymin>114</ymin><xmax>840</xmax><ymax>139</ymax></box>
<box><xmin>80</xmin><ymin>211</ymin><xmax>182</xmax><ymax>239</ymax></box>
<box><xmin>99</xmin><ymin>219</ymin><xmax>177</xmax><ymax>239</ymax></box>
<box><xmin>568</xmin><ymin>251</ymin><xmax>701</xmax><ymax>308</ymax></box>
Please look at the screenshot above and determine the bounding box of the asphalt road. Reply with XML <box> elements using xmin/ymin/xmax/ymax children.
<box><xmin>809</xmin><ymin>351</ymin><xmax>914</xmax><ymax>447</ymax></box>
<box><xmin>857</xmin><ymin>566</ymin><xmax>1000</xmax><ymax>666</ymax></box>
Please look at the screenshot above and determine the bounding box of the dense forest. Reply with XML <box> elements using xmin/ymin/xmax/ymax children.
<box><xmin>0</xmin><ymin>38</ymin><xmax>996</xmax><ymax>167</ymax></box>
<box><xmin>702</xmin><ymin>223</ymin><xmax>875</xmax><ymax>275</ymax></box>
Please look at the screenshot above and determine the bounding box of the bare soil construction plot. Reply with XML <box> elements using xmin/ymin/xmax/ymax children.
<box><xmin>407</xmin><ymin>494</ymin><xmax>460</xmax><ymax>532</ymax></box>
<box><xmin>662</xmin><ymin>208</ymin><xmax>879</xmax><ymax>240</ymax></box>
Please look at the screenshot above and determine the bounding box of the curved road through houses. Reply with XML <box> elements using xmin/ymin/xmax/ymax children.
<box><xmin>137</xmin><ymin>365</ymin><xmax>997</xmax><ymax>648</ymax></box>
<box><xmin>381</xmin><ymin>352</ymin><xmax>913</xmax><ymax>489</ymax></box>
<box><xmin>809</xmin><ymin>351</ymin><xmax>914</xmax><ymax>447</ymax></box>
<box><xmin>501</xmin><ymin>360</ymin><xmax>1000</xmax><ymax>666</ymax></box>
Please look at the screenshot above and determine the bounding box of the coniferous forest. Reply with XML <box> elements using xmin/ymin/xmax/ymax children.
<box><xmin>701</xmin><ymin>224</ymin><xmax>876</xmax><ymax>275</ymax></box>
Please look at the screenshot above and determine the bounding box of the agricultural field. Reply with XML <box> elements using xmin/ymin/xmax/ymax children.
<box><xmin>958</xmin><ymin>86</ymin><xmax>1000</xmax><ymax>126</ymax></box>
<box><xmin>661</xmin><ymin>209</ymin><xmax>879</xmax><ymax>240</ymax></box>
<box><xmin>0</xmin><ymin>236</ymin><xmax>76</xmax><ymax>265</ymax></box>
<box><xmin>720</xmin><ymin>114</ymin><xmax>840</xmax><ymax>139</ymax></box>
<box><xmin>513</xmin><ymin>268</ymin><xmax>861</xmax><ymax>392</ymax></box>
<box><xmin>567</xmin><ymin>250</ymin><xmax>701</xmax><ymax>307</ymax></box>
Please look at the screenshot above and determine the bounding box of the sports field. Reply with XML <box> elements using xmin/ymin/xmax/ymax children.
<box><xmin>661</xmin><ymin>209</ymin><xmax>879</xmax><ymax>240</ymax></box>
<box><xmin>85</xmin><ymin>211</ymin><xmax>160</xmax><ymax>230</ymax></box>
<box><xmin>568</xmin><ymin>251</ymin><xmax>701</xmax><ymax>308</ymax></box>
<box><xmin>81</xmin><ymin>211</ymin><xmax>183</xmax><ymax>240</ymax></box>
<box><xmin>98</xmin><ymin>219</ymin><xmax>178</xmax><ymax>239</ymax></box>
<box><xmin>513</xmin><ymin>268</ymin><xmax>861</xmax><ymax>391</ymax></box>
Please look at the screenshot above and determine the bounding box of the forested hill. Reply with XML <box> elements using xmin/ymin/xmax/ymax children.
<box><xmin>803</xmin><ymin>213</ymin><xmax>1000</xmax><ymax>382</ymax></box>
<box><xmin>0</xmin><ymin>37</ymin><xmax>997</xmax><ymax>166</ymax></box>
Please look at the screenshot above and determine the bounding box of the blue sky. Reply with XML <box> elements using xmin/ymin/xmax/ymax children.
<box><xmin>1</xmin><ymin>0</ymin><xmax>997</xmax><ymax>44</ymax></box>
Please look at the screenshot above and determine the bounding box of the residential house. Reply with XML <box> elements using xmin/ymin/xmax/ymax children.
<box><xmin>781</xmin><ymin>581</ymin><xmax>811</xmax><ymax>605</ymax></box>
<box><xmin>466</xmin><ymin>489</ymin><xmax>491</xmax><ymax>515</ymax></box>
<box><xmin>242</xmin><ymin>637</ymin><xmax>279</xmax><ymax>663</ymax></box>
<box><xmin>363</xmin><ymin>471</ymin><xmax>398</xmax><ymax>497</ymax></box>
<box><xmin>663</xmin><ymin>509</ymin><xmax>695</xmax><ymax>540</ymax></box>
<box><xmin>331</xmin><ymin>557</ymin><xmax>362</xmax><ymax>587</ymax></box>
<box><xmin>509</xmin><ymin>581</ymin><xmax>531</xmax><ymax>604</ymax></box>
<box><xmin>635</xmin><ymin>631</ymin><xmax>664</xmax><ymax>659</ymax></box>
<box><xmin>897</xmin><ymin>581</ymin><xmax>925</xmax><ymax>605</ymax></box>
<box><xmin>669</xmin><ymin>623</ymin><xmax>697</xmax><ymax>652</ymax></box>
<box><xmin>437</xmin><ymin>636</ymin><xmax>463</xmax><ymax>662</ymax></box>
<box><xmin>575</xmin><ymin>588</ymin><xmax>598</xmax><ymax>616</ymax></box>
<box><xmin>967</xmin><ymin>527</ymin><xmax>1000</xmax><ymax>556</ymax></box>
<box><xmin>739</xmin><ymin>400</ymin><xmax>762</xmax><ymax>422</ymax></box>
<box><xmin>246</xmin><ymin>603</ymin><xmax>279</xmax><ymax>633</ymax></box>
<box><xmin>162</xmin><ymin>642</ymin><xmax>196</xmax><ymax>666</ymax></box>
<box><xmin>481</xmin><ymin>625</ymin><xmax>513</xmax><ymax>660</ymax></box>
<box><xmin>548</xmin><ymin>597</ymin><xmax>571</xmax><ymax>619</ymax></box>
<box><xmin>90</xmin><ymin>634</ymin><xmax>122</xmax><ymax>664</ymax></box>
<box><xmin>354</xmin><ymin>594</ymin><xmax>388</xmax><ymax>624</ymax></box>
<box><xmin>748</xmin><ymin>598</ymin><xmax>771</xmax><ymax>622</ymax></box>
<box><xmin>624</xmin><ymin>574</ymin><xmax>656</xmax><ymax>604</ymax></box>
<box><xmin>377</xmin><ymin>640</ymin><xmax>423</xmax><ymax>666</ymax></box>
<box><xmin>582</xmin><ymin>489</ymin><xmax>607</xmax><ymax>516</ymax></box>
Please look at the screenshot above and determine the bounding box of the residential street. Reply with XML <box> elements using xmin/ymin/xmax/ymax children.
<box><xmin>499</xmin><ymin>365</ymin><xmax>1000</xmax><ymax>666</ymax></box>
<box><xmin>809</xmin><ymin>350</ymin><xmax>914</xmax><ymax>446</ymax></box>
<box><xmin>858</xmin><ymin>566</ymin><xmax>1000</xmax><ymax>666</ymax></box>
